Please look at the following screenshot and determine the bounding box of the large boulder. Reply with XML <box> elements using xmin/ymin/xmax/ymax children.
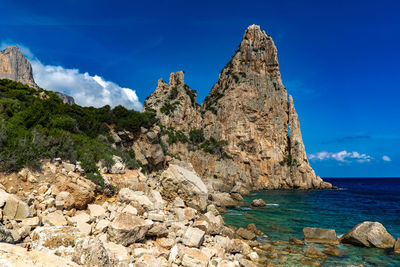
<box><xmin>210</xmin><ymin>193</ymin><xmax>238</xmax><ymax>208</ymax></box>
<box><xmin>182</xmin><ymin>227</ymin><xmax>205</xmax><ymax>248</ymax></box>
<box><xmin>31</xmin><ymin>226</ymin><xmax>86</xmax><ymax>259</ymax></box>
<box><xmin>149</xmin><ymin>190</ymin><xmax>165</xmax><ymax>210</ymax></box>
<box><xmin>236</xmin><ymin>227</ymin><xmax>256</xmax><ymax>240</ymax></box>
<box><xmin>204</xmin><ymin>211</ymin><xmax>224</xmax><ymax>235</ymax></box>
<box><xmin>56</xmin><ymin>191</ymin><xmax>75</xmax><ymax>210</ymax></box>
<box><xmin>118</xmin><ymin>188</ymin><xmax>154</xmax><ymax>210</ymax></box>
<box><xmin>42</xmin><ymin>210</ymin><xmax>67</xmax><ymax>226</ymax></box>
<box><xmin>181</xmin><ymin>247</ymin><xmax>209</xmax><ymax>267</ymax></box>
<box><xmin>55</xmin><ymin>180</ymin><xmax>95</xmax><ymax>210</ymax></box>
<box><xmin>303</xmin><ymin>227</ymin><xmax>338</xmax><ymax>244</ymax></box>
<box><xmin>72</xmin><ymin>237</ymin><xmax>111</xmax><ymax>267</ymax></box>
<box><xmin>340</xmin><ymin>221</ymin><xmax>395</xmax><ymax>248</ymax></box>
<box><xmin>0</xmin><ymin>189</ymin><xmax>30</xmax><ymax>221</ymax></box>
<box><xmin>0</xmin><ymin>242</ymin><xmax>78</xmax><ymax>267</ymax></box>
<box><xmin>160</xmin><ymin>164</ymin><xmax>208</xmax><ymax>211</ymax></box>
<box><xmin>107</xmin><ymin>212</ymin><xmax>152</xmax><ymax>246</ymax></box>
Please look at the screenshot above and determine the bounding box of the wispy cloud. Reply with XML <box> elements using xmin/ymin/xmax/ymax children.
<box><xmin>1</xmin><ymin>42</ymin><xmax>143</xmax><ymax>111</ymax></box>
<box><xmin>308</xmin><ymin>150</ymin><xmax>373</xmax><ymax>163</ymax></box>
<box><xmin>382</xmin><ymin>155</ymin><xmax>391</xmax><ymax>162</ymax></box>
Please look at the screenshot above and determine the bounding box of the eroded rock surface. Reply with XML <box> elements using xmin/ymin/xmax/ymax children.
<box><xmin>341</xmin><ymin>221</ymin><xmax>395</xmax><ymax>248</ymax></box>
<box><xmin>142</xmin><ymin>25</ymin><xmax>332</xmax><ymax>190</ymax></box>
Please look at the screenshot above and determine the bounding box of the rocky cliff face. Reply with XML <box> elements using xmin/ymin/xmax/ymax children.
<box><xmin>143</xmin><ymin>25</ymin><xmax>331</xmax><ymax>190</ymax></box>
<box><xmin>0</xmin><ymin>46</ymin><xmax>75</xmax><ymax>105</ymax></box>
<box><xmin>56</xmin><ymin>92</ymin><xmax>76</xmax><ymax>105</ymax></box>
<box><xmin>0</xmin><ymin>46</ymin><xmax>39</xmax><ymax>89</ymax></box>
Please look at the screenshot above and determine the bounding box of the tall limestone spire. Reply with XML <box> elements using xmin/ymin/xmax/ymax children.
<box><xmin>142</xmin><ymin>25</ymin><xmax>332</xmax><ymax>190</ymax></box>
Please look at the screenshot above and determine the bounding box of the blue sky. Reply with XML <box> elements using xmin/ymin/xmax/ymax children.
<box><xmin>1</xmin><ymin>0</ymin><xmax>399</xmax><ymax>177</ymax></box>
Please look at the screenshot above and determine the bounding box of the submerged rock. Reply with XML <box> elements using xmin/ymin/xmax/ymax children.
<box><xmin>341</xmin><ymin>221</ymin><xmax>395</xmax><ymax>248</ymax></box>
<box><xmin>303</xmin><ymin>227</ymin><xmax>338</xmax><ymax>244</ymax></box>
<box><xmin>236</xmin><ymin>227</ymin><xmax>256</xmax><ymax>240</ymax></box>
<box><xmin>305</xmin><ymin>246</ymin><xmax>327</xmax><ymax>259</ymax></box>
<box><xmin>250</xmin><ymin>198</ymin><xmax>267</xmax><ymax>207</ymax></box>
<box><xmin>289</xmin><ymin>236</ymin><xmax>305</xmax><ymax>246</ymax></box>
<box><xmin>394</xmin><ymin>238</ymin><xmax>400</xmax><ymax>254</ymax></box>
<box><xmin>323</xmin><ymin>245</ymin><xmax>345</xmax><ymax>257</ymax></box>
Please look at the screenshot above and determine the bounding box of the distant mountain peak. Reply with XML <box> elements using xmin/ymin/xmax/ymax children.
<box><xmin>0</xmin><ymin>45</ymin><xmax>75</xmax><ymax>105</ymax></box>
<box><xmin>0</xmin><ymin>45</ymin><xmax>39</xmax><ymax>89</ymax></box>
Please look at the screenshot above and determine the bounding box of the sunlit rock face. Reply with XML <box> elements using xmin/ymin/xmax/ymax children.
<box><xmin>141</xmin><ymin>25</ymin><xmax>333</xmax><ymax>189</ymax></box>
<box><xmin>0</xmin><ymin>46</ymin><xmax>39</xmax><ymax>89</ymax></box>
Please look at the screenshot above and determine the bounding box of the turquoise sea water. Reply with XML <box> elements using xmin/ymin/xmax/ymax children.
<box><xmin>223</xmin><ymin>178</ymin><xmax>400</xmax><ymax>266</ymax></box>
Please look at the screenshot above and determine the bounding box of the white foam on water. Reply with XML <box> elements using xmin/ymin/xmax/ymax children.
<box><xmin>227</xmin><ymin>212</ymin><xmax>243</xmax><ymax>216</ymax></box>
<box><xmin>267</xmin><ymin>203</ymin><xmax>279</xmax><ymax>207</ymax></box>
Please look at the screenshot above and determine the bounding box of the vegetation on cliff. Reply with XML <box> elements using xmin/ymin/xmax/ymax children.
<box><xmin>0</xmin><ymin>79</ymin><xmax>156</xmax><ymax>186</ymax></box>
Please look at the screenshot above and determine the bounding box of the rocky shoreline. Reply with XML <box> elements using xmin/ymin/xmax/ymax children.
<box><xmin>0</xmin><ymin>160</ymin><xmax>278</xmax><ymax>266</ymax></box>
<box><xmin>0</xmin><ymin>160</ymin><xmax>398</xmax><ymax>266</ymax></box>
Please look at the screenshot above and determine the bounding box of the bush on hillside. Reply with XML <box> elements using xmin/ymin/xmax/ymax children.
<box><xmin>0</xmin><ymin>79</ymin><xmax>155</xmax><ymax>188</ymax></box>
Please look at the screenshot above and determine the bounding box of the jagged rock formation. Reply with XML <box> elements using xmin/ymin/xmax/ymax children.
<box><xmin>143</xmin><ymin>25</ymin><xmax>332</xmax><ymax>190</ymax></box>
<box><xmin>145</xmin><ymin>71</ymin><xmax>202</xmax><ymax>130</ymax></box>
<box><xmin>0</xmin><ymin>45</ymin><xmax>75</xmax><ymax>105</ymax></box>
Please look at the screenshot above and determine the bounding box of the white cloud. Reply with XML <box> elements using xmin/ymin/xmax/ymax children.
<box><xmin>382</xmin><ymin>155</ymin><xmax>391</xmax><ymax>162</ymax></box>
<box><xmin>1</xmin><ymin>41</ymin><xmax>143</xmax><ymax>111</ymax></box>
<box><xmin>308</xmin><ymin>150</ymin><xmax>372</xmax><ymax>163</ymax></box>
<box><xmin>31</xmin><ymin>60</ymin><xmax>143</xmax><ymax>111</ymax></box>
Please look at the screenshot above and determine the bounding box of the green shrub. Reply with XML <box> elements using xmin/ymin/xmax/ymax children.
<box><xmin>160</xmin><ymin>101</ymin><xmax>180</xmax><ymax>115</ymax></box>
<box><xmin>184</xmin><ymin>84</ymin><xmax>197</xmax><ymax>107</ymax></box>
<box><xmin>169</xmin><ymin>87</ymin><xmax>178</xmax><ymax>100</ymax></box>
<box><xmin>0</xmin><ymin>79</ymin><xmax>153</xmax><ymax>188</ymax></box>
<box><xmin>189</xmin><ymin>129</ymin><xmax>205</xmax><ymax>144</ymax></box>
<box><xmin>279</xmin><ymin>154</ymin><xmax>300</xmax><ymax>167</ymax></box>
<box><xmin>201</xmin><ymin>137</ymin><xmax>229</xmax><ymax>158</ymax></box>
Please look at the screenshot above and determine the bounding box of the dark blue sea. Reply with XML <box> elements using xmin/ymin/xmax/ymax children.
<box><xmin>223</xmin><ymin>178</ymin><xmax>400</xmax><ymax>266</ymax></box>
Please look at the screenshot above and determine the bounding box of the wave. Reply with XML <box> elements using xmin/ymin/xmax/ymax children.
<box><xmin>267</xmin><ymin>203</ymin><xmax>280</xmax><ymax>207</ymax></box>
